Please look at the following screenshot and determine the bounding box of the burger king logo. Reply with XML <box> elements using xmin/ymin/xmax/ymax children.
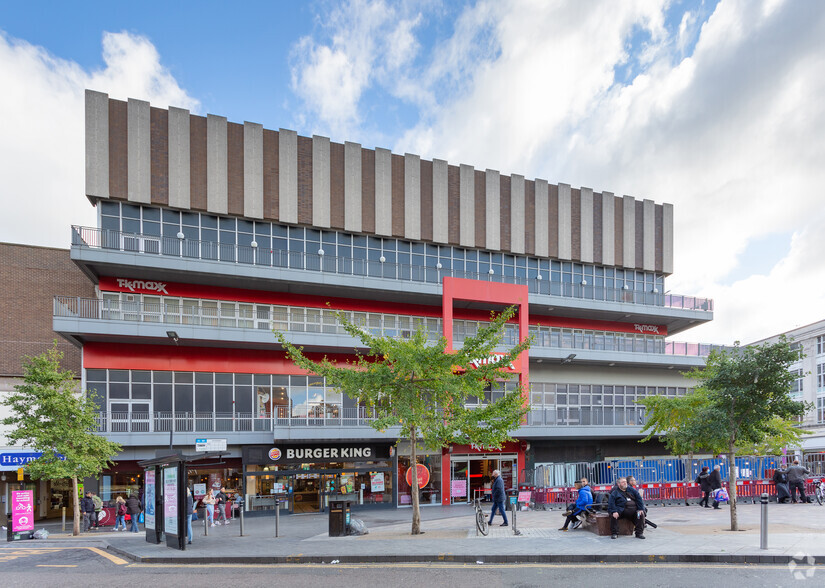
<box><xmin>269</xmin><ymin>448</ymin><xmax>281</xmax><ymax>461</ymax></box>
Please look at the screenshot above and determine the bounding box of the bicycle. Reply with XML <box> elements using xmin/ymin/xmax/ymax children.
<box><xmin>813</xmin><ymin>479</ymin><xmax>824</xmax><ymax>505</ymax></box>
<box><xmin>473</xmin><ymin>498</ymin><xmax>489</xmax><ymax>536</ymax></box>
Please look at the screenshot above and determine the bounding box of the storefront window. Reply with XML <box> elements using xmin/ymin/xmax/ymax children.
<box><xmin>398</xmin><ymin>452</ymin><xmax>442</xmax><ymax>506</ymax></box>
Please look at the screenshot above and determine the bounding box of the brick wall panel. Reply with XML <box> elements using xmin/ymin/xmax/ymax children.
<box><xmin>571</xmin><ymin>188</ymin><xmax>581</xmax><ymax>261</ymax></box>
<box><xmin>474</xmin><ymin>169</ymin><xmax>486</xmax><ymax>249</ymax></box>
<box><xmin>108</xmin><ymin>99</ymin><xmax>128</xmax><ymax>200</ymax></box>
<box><xmin>500</xmin><ymin>175</ymin><xmax>511</xmax><ymax>252</ymax></box>
<box><xmin>227</xmin><ymin>122</ymin><xmax>244</xmax><ymax>216</ymax></box>
<box><xmin>330</xmin><ymin>142</ymin><xmax>345</xmax><ymax>229</ymax></box>
<box><xmin>525</xmin><ymin>180</ymin><xmax>535</xmax><ymax>255</ymax></box>
<box><xmin>263</xmin><ymin>129</ymin><xmax>279</xmax><ymax>220</ymax></box>
<box><xmin>150</xmin><ymin>107</ymin><xmax>169</xmax><ymax>206</ymax></box>
<box><xmin>189</xmin><ymin>115</ymin><xmax>208</xmax><ymax>211</ymax></box>
<box><xmin>391</xmin><ymin>154</ymin><xmax>405</xmax><ymax>237</ymax></box>
<box><xmin>655</xmin><ymin>204</ymin><xmax>664</xmax><ymax>273</ymax></box>
<box><xmin>548</xmin><ymin>183</ymin><xmax>559</xmax><ymax>259</ymax></box>
<box><xmin>448</xmin><ymin>165</ymin><xmax>460</xmax><ymax>244</ymax></box>
<box><xmin>614</xmin><ymin>198</ymin><xmax>624</xmax><ymax>267</ymax></box>
<box><xmin>593</xmin><ymin>192</ymin><xmax>603</xmax><ymax>265</ymax></box>
<box><xmin>635</xmin><ymin>200</ymin><xmax>644</xmax><ymax>270</ymax></box>
<box><xmin>297</xmin><ymin>136</ymin><xmax>313</xmax><ymax>225</ymax></box>
<box><xmin>361</xmin><ymin>148</ymin><xmax>375</xmax><ymax>234</ymax></box>
<box><xmin>420</xmin><ymin>159</ymin><xmax>433</xmax><ymax>242</ymax></box>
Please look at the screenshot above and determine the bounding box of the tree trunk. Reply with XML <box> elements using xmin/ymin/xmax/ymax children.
<box><xmin>72</xmin><ymin>476</ymin><xmax>80</xmax><ymax>536</ymax></box>
<box><xmin>727</xmin><ymin>448</ymin><xmax>738</xmax><ymax>532</ymax></box>
<box><xmin>410</xmin><ymin>426</ymin><xmax>421</xmax><ymax>535</ymax></box>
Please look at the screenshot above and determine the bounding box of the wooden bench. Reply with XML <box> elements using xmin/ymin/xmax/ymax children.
<box><xmin>582</xmin><ymin>512</ymin><xmax>635</xmax><ymax>536</ymax></box>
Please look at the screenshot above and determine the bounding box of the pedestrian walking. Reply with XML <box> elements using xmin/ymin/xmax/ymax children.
<box><xmin>696</xmin><ymin>466</ymin><xmax>713</xmax><ymax>507</ymax></box>
<box><xmin>216</xmin><ymin>487</ymin><xmax>230</xmax><ymax>525</ymax></box>
<box><xmin>488</xmin><ymin>469</ymin><xmax>509</xmax><ymax>527</ymax></box>
<box><xmin>186</xmin><ymin>488</ymin><xmax>194</xmax><ymax>545</ymax></box>
<box><xmin>91</xmin><ymin>492</ymin><xmax>103</xmax><ymax>528</ymax></box>
<box><xmin>126</xmin><ymin>492</ymin><xmax>142</xmax><ymax>533</ymax></box>
<box><xmin>709</xmin><ymin>465</ymin><xmax>723</xmax><ymax>509</ymax></box>
<box><xmin>114</xmin><ymin>496</ymin><xmax>128</xmax><ymax>530</ymax></box>
<box><xmin>203</xmin><ymin>489</ymin><xmax>216</xmax><ymax>527</ymax></box>
<box><xmin>786</xmin><ymin>459</ymin><xmax>811</xmax><ymax>503</ymax></box>
<box><xmin>81</xmin><ymin>491</ymin><xmax>95</xmax><ymax>532</ymax></box>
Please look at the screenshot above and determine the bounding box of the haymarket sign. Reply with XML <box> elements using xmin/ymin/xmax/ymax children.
<box><xmin>0</xmin><ymin>451</ymin><xmax>65</xmax><ymax>471</ymax></box>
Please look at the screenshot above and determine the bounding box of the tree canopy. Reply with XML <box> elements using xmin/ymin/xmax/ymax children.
<box><xmin>275</xmin><ymin>305</ymin><xmax>531</xmax><ymax>534</ymax></box>
<box><xmin>2</xmin><ymin>344</ymin><xmax>122</xmax><ymax>535</ymax></box>
<box><xmin>639</xmin><ymin>337</ymin><xmax>808</xmax><ymax>530</ymax></box>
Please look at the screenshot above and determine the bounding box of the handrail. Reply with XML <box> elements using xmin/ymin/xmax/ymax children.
<box><xmin>70</xmin><ymin>225</ymin><xmax>713</xmax><ymax>312</ymax></box>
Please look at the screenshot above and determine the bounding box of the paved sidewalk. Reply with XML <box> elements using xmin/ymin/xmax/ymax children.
<box><xmin>20</xmin><ymin>502</ymin><xmax>825</xmax><ymax>565</ymax></box>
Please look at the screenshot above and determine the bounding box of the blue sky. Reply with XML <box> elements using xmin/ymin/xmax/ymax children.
<box><xmin>1</xmin><ymin>0</ymin><xmax>824</xmax><ymax>344</ymax></box>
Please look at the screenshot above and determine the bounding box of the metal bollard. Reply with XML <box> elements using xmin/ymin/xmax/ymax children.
<box><xmin>204</xmin><ymin>512</ymin><xmax>209</xmax><ymax>536</ymax></box>
<box><xmin>760</xmin><ymin>492</ymin><xmax>768</xmax><ymax>550</ymax></box>
<box><xmin>275</xmin><ymin>500</ymin><xmax>280</xmax><ymax>537</ymax></box>
<box><xmin>62</xmin><ymin>507</ymin><xmax>66</xmax><ymax>532</ymax></box>
<box><xmin>511</xmin><ymin>500</ymin><xmax>521</xmax><ymax>536</ymax></box>
<box><xmin>239</xmin><ymin>504</ymin><xmax>244</xmax><ymax>537</ymax></box>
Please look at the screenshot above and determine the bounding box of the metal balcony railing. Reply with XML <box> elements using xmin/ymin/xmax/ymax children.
<box><xmin>55</xmin><ymin>296</ymin><xmax>718</xmax><ymax>358</ymax></box>
<box><xmin>71</xmin><ymin>225</ymin><xmax>713</xmax><ymax>312</ymax></box>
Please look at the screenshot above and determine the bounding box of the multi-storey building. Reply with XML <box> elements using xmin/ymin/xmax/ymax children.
<box><xmin>749</xmin><ymin>319</ymin><xmax>825</xmax><ymax>451</ymax></box>
<box><xmin>53</xmin><ymin>90</ymin><xmax>714</xmax><ymax>513</ymax></box>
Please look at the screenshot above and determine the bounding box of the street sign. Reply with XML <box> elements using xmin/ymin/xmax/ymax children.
<box><xmin>195</xmin><ymin>438</ymin><xmax>227</xmax><ymax>452</ymax></box>
<box><xmin>17</xmin><ymin>468</ymin><xmax>24</xmax><ymax>481</ymax></box>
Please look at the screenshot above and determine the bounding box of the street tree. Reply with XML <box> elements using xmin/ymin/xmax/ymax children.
<box><xmin>1</xmin><ymin>345</ymin><xmax>121</xmax><ymax>535</ymax></box>
<box><xmin>640</xmin><ymin>338</ymin><xmax>808</xmax><ymax>530</ymax></box>
<box><xmin>275</xmin><ymin>305</ymin><xmax>531</xmax><ymax>535</ymax></box>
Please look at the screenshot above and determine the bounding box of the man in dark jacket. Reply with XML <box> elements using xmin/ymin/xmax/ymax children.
<box><xmin>608</xmin><ymin>477</ymin><xmax>645</xmax><ymax>539</ymax></box>
<box><xmin>488</xmin><ymin>469</ymin><xmax>508</xmax><ymax>527</ymax></box>
<box><xmin>696</xmin><ymin>466</ymin><xmax>713</xmax><ymax>508</ymax></box>
<box><xmin>81</xmin><ymin>491</ymin><xmax>96</xmax><ymax>532</ymax></box>
<box><xmin>773</xmin><ymin>467</ymin><xmax>791</xmax><ymax>503</ymax></box>
<box><xmin>126</xmin><ymin>494</ymin><xmax>142</xmax><ymax>533</ymax></box>
<box><xmin>786</xmin><ymin>459</ymin><xmax>811</xmax><ymax>504</ymax></box>
<box><xmin>709</xmin><ymin>465</ymin><xmax>723</xmax><ymax>509</ymax></box>
<box><xmin>216</xmin><ymin>487</ymin><xmax>229</xmax><ymax>525</ymax></box>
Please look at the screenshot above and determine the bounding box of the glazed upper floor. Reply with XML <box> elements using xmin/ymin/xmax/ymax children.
<box><xmin>85</xmin><ymin>90</ymin><xmax>674</xmax><ymax>277</ymax></box>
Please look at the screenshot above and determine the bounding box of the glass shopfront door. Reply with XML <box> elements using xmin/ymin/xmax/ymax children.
<box><xmin>450</xmin><ymin>455</ymin><xmax>517</xmax><ymax>504</ymax></box>
<box><xmin>450</xmin><ymin>460</ymin><xmax>469</xmax><ymax>503</ymax></box>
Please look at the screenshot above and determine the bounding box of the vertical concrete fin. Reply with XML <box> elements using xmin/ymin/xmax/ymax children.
<box><xmin>244</xmin><ymin>121</ymin><xmax>264</xmax><ymax>220</ymax></box>
<box><xmin>509</xmin><ymin>174</ymin><xmax>525</xmax><ymax>254</ymax></box>
<box><xmin>278</xmin><ymin>129</ymin><xmax>298</xmax><ymax>224</ymax></box>
<box><xmin>485</xmin><ymin>169</ymin><xmax>501</xmax><ymax>250</ymax></box>
<box><xmin>344</xmin><ymin>141</ymin><xmax>362</xmax><ymax>232</ymax></box>
<box><xmin>374</xmin><ymin>148</ymin><xmax>392</xmax><ymax>236</ymax></box>
<box><xmin>643</xmin><ymin>198</ymin><xmax>655</xmax><ymax>271</ymax></box>
<box><xmin>404</xmin><ymin>153</ymin><xmax>421</xmax><ymax>240</ymax></box>
<box><xmin>168</xmin><ymin>106</ymin><xmax>190</xmax><ymax>209</ymax></box>
<box><xmin>312</xmin><ymin>135</ymin><xmax>331</xmax><ymax>228</ymax></box>
<box><xmin>580</xmin><ymin>187</ymin><xmax>594</xmax><ymax>263</ymax></box>
<box><xmin>127</xmin><ymin>98</ymin><xmax>151</xmax><ymax>204</ymax></box>
<box><xmin>534</xmin><ymin>179</ymin><xmax>549</xmax><ymax>257</ymax></box>
<box><xmin>206</xmin><ymin>114</ymin><xmax>228</xmax><ymax>214</ymax></box>
<box><xmin>85</xmin><ymin>90</ymin><xmax>109</xmax><ymax>200</ymax></box>
<box><xmin>432</xmin><ymin>159</ymin><xmax>448</xmax><ymax>243</ymax></box>
<box><xmin>663</xmin><ymin>202</ymin><xmax>674</xmax><ymax>274</ymax></box>
<box><xmin>623</xmin><ymin>195</ymin><xmax>636</xmax><ymax>269</ymax></box>
<box><xmin>557</xmin><ymin>183</ymin><xmax>572</xmax><ymax>260</ymax></box>
<box><xmin>459</xmin><ymin>164</ymin><xmax>475</xmax><ymax>247</ymax></box>
<box><xmin>601</xmin><ymin>191</ymin><xmax>615</xmax><ymax>267</ymax></box>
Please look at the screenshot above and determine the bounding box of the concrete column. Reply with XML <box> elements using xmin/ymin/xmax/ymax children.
<box><xmin>374</xmin><ymin>148</ymin><xmax>392</xmax><ymax>236</ymax></box>
<box><xmin>312</xmin><ymin>135</ymin><xmax>331</xmax><ymax>228</ymax></box>
<box><xmin>432</xmin><ymin>159</ymin><xmax>448</xmax><ymax>243</ymax></box>
<box><xmin>344</xmin><ymin>141</ymin><xmax>362</xmax><ymax>233</ymax></box>
<box><xmin>127</xmin><ymin>98</ymin><xmax>151</xmax><ymax>204</ymax></box>
<box><xmin>85</xmin><ymin>90</ymin><xmax>109</xmax><ymax>199</ymax></box>
<box><xmin>206</xmin><ymin>114</ymin><xmax>228</xmax><ymax>214</ymax></box>
<box><xmin>601</xmin><ymin>192</ymin><xmax>615</xmax><ymax>267</ymax></box>
<box><xmin>643</xmin><ymin>198</ymin><xmax>655</xmax><ymax>271</ymax></box>
<box><xmin>580</xmin><ymin>187</ymin><xmax>594</xmax><ymax>263</ymax></box>
<box><xmin>557</xmin><ymin>183</ymin><xmax>572</xmax><ymax>260</ymax></box>
<box><xmin>534</xmin><ymin>179</ymin><xmax>549</xmax><ymax>257</ymax></box>
<box><xmin>485</xmin><ymin>169</ymin><xmax>500</xmax><ymax>250</ymax></box>
<box><xmin>459</xmin><ymin>164</ymin><xmax>475</xmax><ymax>247</ymax></box>
<box><xmin>510</xmin><ymin>174</ymin><xmax>525</xmax><ymax>254</ymax></box>
<box><xmin>244</xmin><ymin>122</ymin><xmax>264</xmax><ymax>220</ymax></box>
<box><xmin>404</xmin><ymin>153</ymin><xmax>421</xmax><ymax>240</ymax></box>
<box><xmin>623</xmin><ymin>195</ymin><xmax>636</xmax><ymax>269</ymax></box>
<box><xmin>663</xmin><ymin>203</ymin><xmax>674</xmax><ymax>274</ymax></box>
<box><xmin>278</xmin><ymin>129</ymin><xmax>298</xmax><ymax>224</ymax></box>
<box><xmin>168</xmin><ymin>107</ymin><xmax>190</xmax><ymax>209</ymax></box>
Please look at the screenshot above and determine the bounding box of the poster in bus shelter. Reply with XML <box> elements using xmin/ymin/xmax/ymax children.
<box><xmin>12</xmin><ymin>490</ymin><xmax>35</xmax><ymax>531</ymax></box>
<box><xmin>144</xmin><ymin>469</ymin><xmax>156</xmax><ymax>530</ymax></box>
<box><xmin>163</xmin><ymin>467</ymin><xmax>178</xmax><ymax>535</ymax></box>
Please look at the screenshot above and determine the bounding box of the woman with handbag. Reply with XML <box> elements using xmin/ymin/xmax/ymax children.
<box><xmin>114</xmin><ymin>496</ymin><xmax>128</xmax><ymax>531</ymax></box>
<box><xmin>203</xmin><ymin>489</ymin><xmax>216</xmax><ymax>527</ymax></box>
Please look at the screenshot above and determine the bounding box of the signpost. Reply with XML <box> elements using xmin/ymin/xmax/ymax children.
<box><xmin>195</xmin><ymin>439</ymin><xmax>227</xmax><ymax>452</ymax></box>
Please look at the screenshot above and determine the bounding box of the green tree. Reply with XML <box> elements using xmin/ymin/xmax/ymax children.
<box><xmin>275</xmin><ymin>306</ymin><xmax>531</xmax><ymax>534</ymax></box>
<box><xmin>640</xmin><ymin>338</ymin><xmax>808</xmax><ymax>530</ymax></box>
<box><xmin>2</xmin><ymin>345</ymin><xmax>122</xmax><ymax>535</ymax></box>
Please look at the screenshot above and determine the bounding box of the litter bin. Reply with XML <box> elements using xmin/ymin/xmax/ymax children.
<box><xmin>328</xmin><ymin>499</ymin><xmax>352</xmax><ymax>537</ymax></box>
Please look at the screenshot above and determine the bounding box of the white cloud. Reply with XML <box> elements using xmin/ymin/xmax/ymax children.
<box><xmin>0</xmin><ymin>30</ymin><xmax>198</xmax><ymax>250</ymax></box>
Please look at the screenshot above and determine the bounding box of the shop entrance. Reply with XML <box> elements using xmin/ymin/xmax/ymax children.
<box><xmin>292</xmin><ymin>473</ymin><xmax>321</xmax><ymax>513</ymax></box>
<box><xmin>450</xmin><ymin>455</ymin><xmax>516</xmax><ymax>504</ymax></box>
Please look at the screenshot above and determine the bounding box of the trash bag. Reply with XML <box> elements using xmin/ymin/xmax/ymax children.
<box><xmin>347</xmin><ymin>518</ymin><xmax>369</xmax><ymax>535</ymax></box>
<box><xmin>33</xmin><ymin>528</ymin><xmax>50</xmax><ymax>539</ymax></box>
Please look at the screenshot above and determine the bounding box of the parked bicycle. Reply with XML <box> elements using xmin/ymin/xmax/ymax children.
<box><xmin>473</xmin><ymin>498</ymin><xmax>489</xmax><ymax>536</ymax></box>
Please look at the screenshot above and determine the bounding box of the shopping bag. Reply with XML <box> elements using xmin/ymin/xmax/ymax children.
<box><xmin>714</xmin><ymin>488</ymin><xmax>729</xmax><ymax>503</ymax></box>
<box><xmin>138</xmin><ymin>512</ymin><xmax>145</xmax><ymax>523</ymax></box>
<box><xmin>192</xmin><ymin>511</ymin><xmax>198</xmax><ymax>521</ymax></box>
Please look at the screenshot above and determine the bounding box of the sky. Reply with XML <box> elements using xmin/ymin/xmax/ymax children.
<box><xmin>1</xmin><ymin>0</ymin><xmax>823</xmax><ymax>346</ymax></box>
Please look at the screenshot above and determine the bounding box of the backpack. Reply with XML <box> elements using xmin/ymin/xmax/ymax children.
<box><xmin>117</xmin><ymin>503</ymin><xmax>127</xmax><ymax>516</ymax></box>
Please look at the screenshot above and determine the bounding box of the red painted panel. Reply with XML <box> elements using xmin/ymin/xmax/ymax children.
<box><xmin>83</xmin><ymin>342</ymin><xmax>356</xmax><ymax>374</ymax></box>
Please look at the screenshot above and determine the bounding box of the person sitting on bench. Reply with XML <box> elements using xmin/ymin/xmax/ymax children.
<box><xmin>608</xmin><ymin>477</ymin><xmax>646</xmax><ymax>539</ymax></box>
<box><xmin>559</xmin><ymin>479</ymin><xmax>593</xmax><ymax>531</ymax></box>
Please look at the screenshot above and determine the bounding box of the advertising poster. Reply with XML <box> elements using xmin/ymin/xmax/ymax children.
<box><xmin>370</xmin><ymin>472</ymin><xmax>385</xmax><ymax>493</ymax></box>
<box><xmin>12</xmin><ymin>490</ymin><xmax>35</xmax><ymax>531</ymax></box>
<box><xmin>144</xmin><ymin>470</ymin><xmax>156</xmax><ymax>530</ymax></box>
<box><xmin>163</xmin><ymin>467</ymin><xmax>178</xmax><ymax>535</ymax></box>
<box><xmin>193</xmin><ymin>483</ymin><xmax>206</xmax><ymax>500</ymax></box>
<box><xmin>451</xmin><ymin>479</ymin><xmax>467</xmax><ymax>498</ymax></box>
